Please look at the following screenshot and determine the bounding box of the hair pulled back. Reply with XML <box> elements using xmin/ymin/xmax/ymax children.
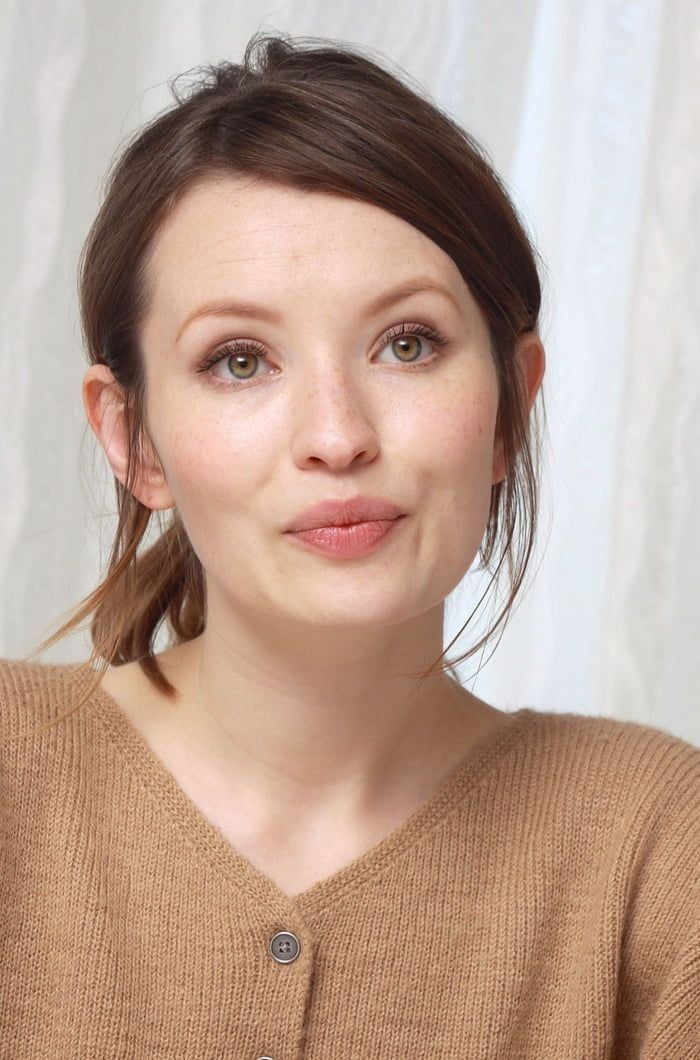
<box><xmin>25</xmin><ymin>29</ymin><xmax>546</xmax><ymax>734</ymax></box>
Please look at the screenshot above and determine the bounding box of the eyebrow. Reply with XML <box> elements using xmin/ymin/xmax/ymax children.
<box><xmin>175</xmin><ymin>277</ymin><xmax>461</xmax><ymax>343</ymax></box>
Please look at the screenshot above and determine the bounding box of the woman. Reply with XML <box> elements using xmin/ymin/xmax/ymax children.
<box><xmin>1</xmin><ymin>31</ymin><xmax>697</xmax><ymax>1060</ymax></box>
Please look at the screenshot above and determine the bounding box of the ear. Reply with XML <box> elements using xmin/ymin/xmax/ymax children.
<box><xmin>82</xmin><ymin>363</ymin><xmax>176</xmax><ymax>511</ymax></box>
<box><xmin>492</xmin><ymin>330</ymin><xmax>546</xmax><ymax>485</ymax></box>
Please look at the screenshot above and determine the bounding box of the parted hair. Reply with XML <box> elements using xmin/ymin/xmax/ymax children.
<box><xmin>26</xmin><ymin>29</ymin><xmax>547</xmax><ymax>734</ymax></box>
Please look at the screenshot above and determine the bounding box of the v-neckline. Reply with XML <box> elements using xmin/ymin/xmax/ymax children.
<box><xmin>67</xmin><ymin>664</ymin><xmax>539</xmax><ymax>914</ymax></box>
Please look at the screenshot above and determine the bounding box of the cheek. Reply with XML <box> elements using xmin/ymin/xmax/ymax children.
<box><xmin>406</xmin><ymin>374</ymin><xmax>498</xmax><ymax>498</ymax></box>
<box><xmin>400</xmin><ymin>372</ymin><xmax>499</xmax><ymax>588</ymax></box>
<box><xmin>151</xmin><ymin>404</ymin><xmax>269</xmax><ymax>551</ymax></box>
<box><xmin>382</xmin><ymin>377</ymin><xmax>500</xmax><ymax>608</ymax></box>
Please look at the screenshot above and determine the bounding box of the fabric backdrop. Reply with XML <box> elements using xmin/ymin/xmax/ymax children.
<box><xmin>1</xmin><ymin>0</ymin><xmax>697</xmax><ymax>744</ymax></box>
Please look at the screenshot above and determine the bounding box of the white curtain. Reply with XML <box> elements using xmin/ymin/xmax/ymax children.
<box><xmin>1</xmin><ymin>0</ymin><xmax>697</xmax><ymax>744</ymax></box>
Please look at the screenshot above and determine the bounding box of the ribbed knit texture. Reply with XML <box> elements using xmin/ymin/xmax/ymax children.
<box><xmin>1</xmin><ymin>658</ymin><xmax>698</xmax><ymax>1059</ymax></box>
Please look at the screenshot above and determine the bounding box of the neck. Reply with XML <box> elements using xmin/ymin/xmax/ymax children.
<box><xmin>143</xmin><ymin>626</ymin><xmax>498</xmax><ymax>828</ymax></box>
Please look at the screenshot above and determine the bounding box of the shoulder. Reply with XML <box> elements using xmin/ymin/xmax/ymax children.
<box><xmin>511</xmin><ymin>707</ymin><xmax>699</xmax><ymax>891</ymax></box>
<box><xmin>519</xmin><ymin>706</ymin><xmax>699</xmax><ymax>919</ymax></box>
<box><xmin>0</xmin><ymin>657</ymin><xmax>93</xmax><ymax>744</ymax></box>
<box><xmin>519</xmin><ymin>706</ymin><xmax>699</xmax><ymax>811</ymax></box>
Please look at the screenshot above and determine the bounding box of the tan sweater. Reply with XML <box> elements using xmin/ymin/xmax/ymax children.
<box><xmin>0</xmin><ymin>659</ymin><xmax>698</xmax><ymax>1059</ymax></box>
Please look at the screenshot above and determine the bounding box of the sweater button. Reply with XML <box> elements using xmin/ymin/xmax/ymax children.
<box><xmin>269</xmin><ymin>929</ymin><xmax>301</xmax><ymax>963</ymax></box>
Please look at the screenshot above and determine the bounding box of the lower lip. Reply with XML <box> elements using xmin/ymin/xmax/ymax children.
<box><xmin>285</xmin><ymin>516</ymin><xmax>405</xmax><ymax>557</ymax></box>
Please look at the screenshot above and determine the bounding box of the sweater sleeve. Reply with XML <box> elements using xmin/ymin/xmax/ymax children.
<box><xmin>638</xmin><ymin>916</ymin><xmax>699</xmax><ymax>1058</ymax></box>
<box><xmin>615</xmin><ymin>736</ymin><xmax>700</xmax><ymax>1059</ymax></box>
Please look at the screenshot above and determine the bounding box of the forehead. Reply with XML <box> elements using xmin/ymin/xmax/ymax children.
<box><xmin>144</xmin><ymin>175</ymin><xmax>473</xmax><ymax>315</ymax></box>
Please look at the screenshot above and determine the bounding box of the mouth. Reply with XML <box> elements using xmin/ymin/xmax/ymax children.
<box><xmin>285</xmin><ymin>495</ymin><xmax>404</xmax><ymax>533</ymax></box>
<box><xmin>285</xmin><ymin>515</ymin><xmax>405</xmax><ymax>558</ymax></box>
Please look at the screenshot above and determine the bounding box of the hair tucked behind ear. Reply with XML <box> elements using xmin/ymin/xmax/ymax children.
<box><xmin>18</xmin><ymin>27</ymin><xmax>547</xmax><ymax>738</ymax></box>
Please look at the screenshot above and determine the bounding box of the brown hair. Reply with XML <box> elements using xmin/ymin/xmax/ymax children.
<box><xmin>22</xmin><ymin>29</ymin><xmax>547</xmax><ymax>736</ymax></box>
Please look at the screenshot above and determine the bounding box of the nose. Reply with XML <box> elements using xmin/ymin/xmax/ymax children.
<box><xmin>289</xmin><ymin>360</ymin><xmax>380</xmax><ymax>470</ymax></box>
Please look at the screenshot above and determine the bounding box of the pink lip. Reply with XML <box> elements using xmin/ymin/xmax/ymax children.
<box><xmin>286</xmin><ymin>516</ymin><xmax>405</xmax><ymax>558</ymax></box>
<box><xmin>284</xmin><ymin>495</ymin><xmax>404</xmax><ymax>533</ymax></box>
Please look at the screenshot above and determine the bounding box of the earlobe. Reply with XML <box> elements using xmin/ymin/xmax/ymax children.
<box><xmin>82</xmin><ymin>364</ymin><xmax>176</xmax><ymax>511</ymax></box>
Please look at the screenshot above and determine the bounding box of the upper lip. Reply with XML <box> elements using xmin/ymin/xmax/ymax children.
<box><xmin>285</xmin><ymin>495</ymin><xmax>404</xmax><ymax>532</ymax></box>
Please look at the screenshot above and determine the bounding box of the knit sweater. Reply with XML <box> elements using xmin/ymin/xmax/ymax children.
<box><xmin>0</xmin><ymin>659</ymin><xmax>698</xmax><ymax>1059</ymax></box>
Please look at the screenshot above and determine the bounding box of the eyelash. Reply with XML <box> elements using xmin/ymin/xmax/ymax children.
<box><xmin>195</xmin><ymin>321</ymin><xmax>450</xmax><ymax>389</ymax></box>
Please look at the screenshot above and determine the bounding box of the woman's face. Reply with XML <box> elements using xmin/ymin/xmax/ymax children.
<box><xmin>134</xmin><ymin>175</ymin><xmax>504</xmax><ymax>631</ymax></box>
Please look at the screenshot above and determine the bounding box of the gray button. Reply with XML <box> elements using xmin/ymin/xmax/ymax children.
<box><xmin>269</xmin><ymin>930</ymin><xmax>301</xmax><ymax>963</ymax></box>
